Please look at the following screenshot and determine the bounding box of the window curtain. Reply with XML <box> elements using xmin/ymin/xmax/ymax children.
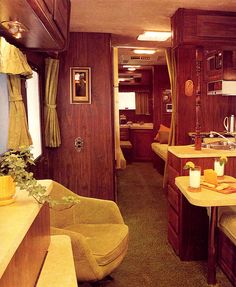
<box><xmin>135</xmin><ymin>92</ymin><xmax>149</xmax><ymax>115</ymax></box>
<box><xmin>7</xmin><ymin>75</ymin><xmax>32</xmax><ymax>149</ymax></box>
<box><xmin>44</xmin><ymin>58</ymin><xmax>61</xmax><ymax>147</ymax></box>
<box><xmin>163</xmin><ymin>48</ymin><xmax>177</xmax><ymax>188</ymax></box>
<box><xmin>0</xmin><ymin>37</ymin><xmax>32</xmax><ymax>77</ymax></box>
<box><xmin>0</xmin><ymin>37</ymin><xmax>33</xmax><ymax>149</ymax></box>
<box><xmin>113</xmin><ymin>48</ymin><xmax>123</xmax><ymax>169</ymax></box>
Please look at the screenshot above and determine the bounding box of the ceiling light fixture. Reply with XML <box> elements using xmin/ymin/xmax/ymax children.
<box><xmin>138</xmin><ymin>31</ymin><xmax>171</xmax><ymax>41</ymax></box>
<box><xmin>123</xmin><ymin>65</ymin><xmax>141</xmax><ymax>68</ymax></box>
<box><xmin>128</xmin><ymin>67</ymin><xmax>136</xmax><ymax>71</ymax></box>
<box><xmin>0</xmin><ymin>20</ymin><xmax>28</xmax><ymax>39</ymax></box>
<box><xmin>133</xmin><ymin>49</ymin><xmax>156</xmax><ymax>55</ymax></box>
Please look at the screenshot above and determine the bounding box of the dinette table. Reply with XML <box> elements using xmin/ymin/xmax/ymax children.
<box><xmin>175</xmin><ymin>175</ymin><xmax>236</xmax><ymax>285</ymax></box>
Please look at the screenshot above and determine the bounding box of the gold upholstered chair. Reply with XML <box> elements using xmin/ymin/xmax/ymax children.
<box><xmin>49</xmin><ymin>181</ymin><xmax>129</xmax><ymax>283</ymax></box>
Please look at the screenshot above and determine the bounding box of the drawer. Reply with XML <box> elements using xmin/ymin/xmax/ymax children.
<box><xmin>168</xmin><ymin>165</ymin><xmax>179</xmax><ymax>188</ymax></box>
<box><xmin>168</xmin><ymin>184</ymin><xmax>180</xmax><ymax>212</ymax></box>
<box><xmin>168</xmin><ymin>204</ymin><xmax>179</xmax><ymax>233</ymax></box>
<box><xmin>168</xmin><ymin>223</ymin><xmax>179</xmax><ymax>255</ymax></box>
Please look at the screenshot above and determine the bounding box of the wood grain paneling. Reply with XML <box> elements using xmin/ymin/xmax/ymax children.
<box><xmin>172</xmin><ymin>9</ymin><xmax>236</xmax><ymax>49</ymax></box>
<box><xmin>0</xmin><ymin>204</ymin><xmax>50</xmax><ymax>287</ymax></box>
<box><xmin>130</xmin><ymin>129</ymin><xmax>153</xmax><ymax>161</ymax></box>
<box><xmin>48</xmin><ymin>33</ymin><xmax>115</xmax><ymax>200</ymax></box>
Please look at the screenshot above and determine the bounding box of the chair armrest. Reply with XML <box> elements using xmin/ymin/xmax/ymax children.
<box><xmin>50</xmin><ymin>227</ymin><xmax>103</xmax><ymax>281</ymax></box>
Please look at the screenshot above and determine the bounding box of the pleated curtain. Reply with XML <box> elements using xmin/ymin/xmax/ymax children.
<box><xmin>0</xmin><ymin>37</ymin><xmax>33</xmax><ymax>149</ymax></box>
<box><xmin>163</xmin><ymin>48</ymin><xmax>177</xmax><ymax>188</ymax></box>
<box><xmin>7</xmin><ymin>75</ymin><xmax>32</xmax><ymax>149</ymax></box>
<box><xmin>44</xmin><ymin>58</ymin><xmax>61</xmax><ymax>147</ymax></box>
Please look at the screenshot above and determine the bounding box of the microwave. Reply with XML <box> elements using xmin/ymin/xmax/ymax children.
<box><xmin>207</xmin><ymin>80</ymin><xmax>236</xmax><ymax>96</ymax></box>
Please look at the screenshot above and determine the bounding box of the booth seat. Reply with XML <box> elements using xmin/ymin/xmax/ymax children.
<box><xmin>151</xmin><ymin>142</ymin><xmax>168</xmax><ymax>175</ymax></box>
<box><xmin>217</xmin><ymin>206</ymin><xmax>236</xmax><ymax>285</ymax></box>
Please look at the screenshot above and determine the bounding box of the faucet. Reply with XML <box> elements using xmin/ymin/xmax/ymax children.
<box><xmin>209</xmin><ymin>131</ymin><xmax>236</xmax><ymax>146</ymax></box>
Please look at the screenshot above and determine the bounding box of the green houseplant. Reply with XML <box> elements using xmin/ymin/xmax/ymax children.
<box><xmin>0</xmin><ymin>147</ymin><xmax>79</xmax><ymax>207</ymax></box>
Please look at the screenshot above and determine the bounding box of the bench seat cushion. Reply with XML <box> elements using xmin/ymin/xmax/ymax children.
<box><xmin>120</xmin><ymin>140</ymin><xmax>132</xmax><ymax>149</ymax></box>
<box><xmin>219</xmin><ymin>212</ymin><xmax>236</xmax><ymax>246</ymax></box>
<box><xmin>151</xmin><ymin>142</ymin><xmax>168</xmax><ymax>162</ymax></box>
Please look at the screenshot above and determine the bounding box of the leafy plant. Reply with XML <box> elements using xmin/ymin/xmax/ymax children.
<box><xmin>0</xmin><ymin>147</ymin><xmax>79</xmax><ymax>207</ymax></box>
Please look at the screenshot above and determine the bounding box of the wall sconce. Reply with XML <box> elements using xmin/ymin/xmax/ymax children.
<box><xmin>0</xmin><ymin>20</ymin><xmax>28</xmax><ymax>39</ymax></box>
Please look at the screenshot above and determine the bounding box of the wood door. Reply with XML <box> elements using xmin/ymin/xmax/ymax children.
<box><xmin>48</xmin><ymin>33</ymin><xmax>115</xmax><ymax>200</ymax></box>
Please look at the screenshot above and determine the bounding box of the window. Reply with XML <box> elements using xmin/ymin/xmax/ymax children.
<box><xmin>0</xmin><ymin>74</ymin><xmax>9</xmax><ymax>154</ymax></box>
<box><xmin>118</xmin><ymin>92</ymin><xmax>136</xmax><ymax>110</ymax></box>
<box><xmin>26</xmin><ymin>70</ymin><xmax>42</xmax><ymax>159</ymax></box>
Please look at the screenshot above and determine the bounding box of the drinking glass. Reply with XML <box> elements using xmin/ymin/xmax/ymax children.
<box><xmin>214</xmin><ymin>158</ymin><xmax>224</xmax><ymax>177</ymax></box>
<box><xmin>189</xmin><ymin>166</ymin><xmax>201</xmax><ymax>191</ymax></box>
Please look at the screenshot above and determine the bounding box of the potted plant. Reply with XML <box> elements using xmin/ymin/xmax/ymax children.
<box><xmin>0</xmin><ymin>146</ymin><xmax>79</xmax><ymax>207</ymax></box>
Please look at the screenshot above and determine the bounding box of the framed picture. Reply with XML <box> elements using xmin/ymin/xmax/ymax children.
<box><xmin>70</xmin><ymin>67</ymin><xmax>91</xmax><ymax>104</ymax></box>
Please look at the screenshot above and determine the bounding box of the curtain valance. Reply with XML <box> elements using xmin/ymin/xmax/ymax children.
<box><xmin>0</xmin><ymin>37</ymin><xmax>32</xmax><ymax>77</ymax></box>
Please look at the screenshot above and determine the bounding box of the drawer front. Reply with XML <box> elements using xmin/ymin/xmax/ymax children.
<box><xmin>168</xmin><ymin>204</ymin><xmax>179</xmax><ymax>234</ymax></box>
<box><xmin>168</xmin><ymin>184</ymin><xmax>180</xmax><ymax>212</ymax></box>
<box><xmin>168</xmin><ymin>223</ymin><xmax>179</xmax><ymax>255</ymax></box>
<box><xmin>168</xmin><ymin>165</ymin><xmax>179</xmax><ymax>188</ymax></box>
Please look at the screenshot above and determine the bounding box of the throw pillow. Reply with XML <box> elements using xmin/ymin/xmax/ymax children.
<box><xmin>154</xmin><ymin>124</ymin><xmax>170</xmax><ymax>142</ymax></box>
<box><xmin>159</xmin><ymin>131</ymin><xmax>169</xmax><ymax>144</ymax></box>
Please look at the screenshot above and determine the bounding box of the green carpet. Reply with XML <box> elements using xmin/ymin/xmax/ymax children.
<box><xmin>80</xmin><ymin>162</ymin><xmax>233</xmax><ymax>287</ymax></box>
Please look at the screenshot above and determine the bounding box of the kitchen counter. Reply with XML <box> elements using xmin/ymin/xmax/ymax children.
<box><xmin>0</xmin><ymin>179</ymin><xmax>53</xmax><ymax>279</ymax></box>
<box><xmin>120</xmin><ymin>122</ymin><xmax>153</xmax><ymax>130</ymax></box>
<box><xmin>168</xmin><ymin>145</ymin><xmax>236</xmax><ymax>158</ymax></box>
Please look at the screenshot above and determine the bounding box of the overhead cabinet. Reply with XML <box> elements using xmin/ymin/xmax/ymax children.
<box><xmin>172</xmin><ymin>9</ymin><xmax>236</xmax><ymax>49</ymax></box>
<box><xmin>0</xmin><ymin>0</ymin><xmax>70</xmax><ymax>50</ymax></box>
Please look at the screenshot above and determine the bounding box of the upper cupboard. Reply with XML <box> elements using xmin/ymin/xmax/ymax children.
<box><xmin>0</xmin><ymin>0</ymin><xmax>70</xmax><ymax>50</ymax></box>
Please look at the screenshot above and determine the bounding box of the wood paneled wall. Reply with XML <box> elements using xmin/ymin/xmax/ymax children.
<box><xmin>174</xmin><ymin>46</ymin><xmax>236</xmax><ymax>145</ymax></box>
<box><xmin>153</xmin><ymin>65</ymin><xmax>171</xmax><ymax>134</ymax></box>
<box><xmin>48</xmin><ymin>33</ymin><xmax>115</xmax><ymax>200</ymax></box>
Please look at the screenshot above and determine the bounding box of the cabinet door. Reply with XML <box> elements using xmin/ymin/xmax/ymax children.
<box><xmin>131</xmin><ymin>129</ymin><xmax>153</xmax><ymax>161</ymax></box>
<box><xmin>44</xmin><ymin>0</ymin><xmax>54</xmax><ymax>14</ymax></box>
<box><xmin>54</xmin><ymin>0</ymin><xmax>70</xmax><ymax>39</ymax></box>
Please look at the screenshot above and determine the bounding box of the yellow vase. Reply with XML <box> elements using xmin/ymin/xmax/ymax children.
<box><xmin>0</xmin><ymin>176</ymin><xmax>16</xmax><ymax>206</ymax></box>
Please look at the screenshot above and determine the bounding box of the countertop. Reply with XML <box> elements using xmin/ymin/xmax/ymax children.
<box><xmin>168</xmin><ymin>145</ymin><xmax>236</xmax><ymax>158</ymax></box>
<box><xmin>0</xmin><ymin>179</ymin><xmax>53</xmax><ymax>278</ymax></box>
<box><xmin>120</xmin><ymin>123</ymin><xmax>153</xmax><ymax>130</ymax></box>
<box><xmin>175</xmin><ymin>176</ymin><xmax>236</xmax><ymax>207</ymax></box>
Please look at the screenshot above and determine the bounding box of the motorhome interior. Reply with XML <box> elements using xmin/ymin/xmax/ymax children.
<box><xmin>1</xmin><ymin>1</ymin><xmax>236</xmax><ymax>286</ymax></box>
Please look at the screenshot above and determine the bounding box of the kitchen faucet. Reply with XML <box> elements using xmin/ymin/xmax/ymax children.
<box><xmin>209</xmin><ymin>131</ymin><xmax>236</xmax><ymax>146</ymax></box>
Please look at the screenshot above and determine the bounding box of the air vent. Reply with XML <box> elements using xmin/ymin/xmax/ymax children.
<box><xmin>130</xmin><ymin>56</ymin><xmax>151</xmax><ymax>61</ymax></box>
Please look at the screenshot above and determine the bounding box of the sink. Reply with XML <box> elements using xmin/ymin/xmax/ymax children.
<box><xmin>202</xmin><ymin>140</ymin><xmax>236</xmax><ymax>150</ymax></box>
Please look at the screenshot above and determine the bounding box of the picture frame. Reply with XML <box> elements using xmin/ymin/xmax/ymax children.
<box><xmin>70</xmin><ymin>67</ymin><xmax>91</xmax><ymax>104</ymax></box>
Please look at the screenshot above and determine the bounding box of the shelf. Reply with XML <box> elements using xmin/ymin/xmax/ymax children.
<box><xmin>36</xmin><ymin>235</ymin><xmax>77</xmax><ymax>287</ymax></box>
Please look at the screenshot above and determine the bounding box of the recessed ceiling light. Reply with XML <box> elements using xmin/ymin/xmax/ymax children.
<box><xmin>123</xmin><ymin>65</ymin><xmax>141</xmax><ymax>68</ymax></box>
<box><xmin>138</xmin><ymin>31</ymin><xmax>171</xmax><ymax>41</ymax></box>
<box><xmin>133</xmin><ymin>49</ymin><xmax>156</xmax><ymax>55</ymax></box>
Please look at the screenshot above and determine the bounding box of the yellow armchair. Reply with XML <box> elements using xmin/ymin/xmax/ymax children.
<box><xmin>49</xmin><ymin>181</ymin><xmax>129</xmax><ymax>282</ymax></box>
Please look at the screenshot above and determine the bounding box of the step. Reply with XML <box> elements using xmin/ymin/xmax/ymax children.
<box><xmin>36</xmin><ymin>235</ymin><xmax>77</xmax><ymax>287</ymax></box>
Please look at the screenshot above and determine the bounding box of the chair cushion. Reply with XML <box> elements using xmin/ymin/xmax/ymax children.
<box><xmin>65</xmin><ymin>224</ymin><xmax>129</xmax><ymax>266</ymax></box>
